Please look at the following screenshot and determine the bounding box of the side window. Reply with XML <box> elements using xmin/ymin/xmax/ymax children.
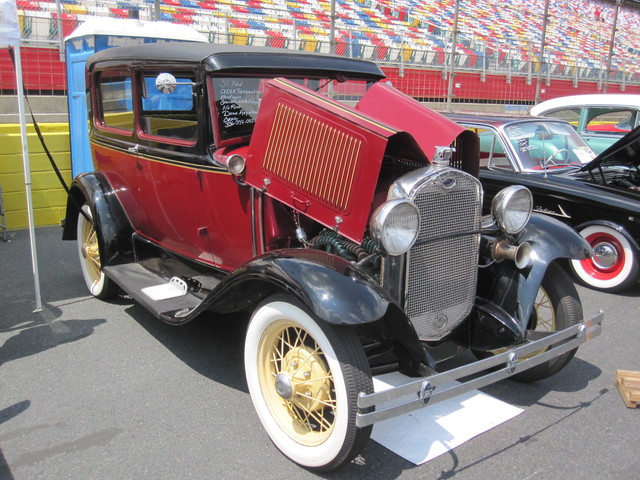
<box><xmin>473</xmin><ymin>127</ymin><xmax>514</xmax><ymax>172</ymax></box>
<box><xmin>585</xmin><ymin>108</ymin><xmax>635</xmax><ymax>134</ymax></box>
<box><xmin>140</xmin><ymin>72</ymin><xmax>198</xmax><ymax>143</ymax></box>
<box><xmin>544</xmin><ymin>108</ymin><xmax>580</xmax><ymax>131</ymax></box>
<box><xmin>97</xmin><ymin>69</ymin><xmax>133</xmax><ymax>133</ymax></box>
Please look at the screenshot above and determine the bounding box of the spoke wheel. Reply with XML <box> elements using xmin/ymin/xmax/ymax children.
<box><xmin>533</xmin><ymin>284</ymin><xmax>556</xmax><ymax>336</ymax></box>
<box><xmin>245</xmin><ymin>298</ymin><xmax>372</xmax><ymax>471</ymax></box>
<box><xmin>570</xmin><ymin>225</ymin><xmax>638</xmax><ymax>292</ymax></box>
<box><xmin>512</xmin><ymin>262</ymin><xmax>583</xmax><ymax>383</ymax></box>
<box><xmin>77</xmin><ymin>204</ymin><xmax>117</xmax><ymax>299</ymax></box>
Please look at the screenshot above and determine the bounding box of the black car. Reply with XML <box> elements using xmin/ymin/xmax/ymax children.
<box><xmin>448</xmin><ymin>112</ymin><xmax>640</xmax><ymax>292</ymax></box>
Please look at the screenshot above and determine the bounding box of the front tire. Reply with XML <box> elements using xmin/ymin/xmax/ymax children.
<box><xmin>570</xmin><ymin>224</ymin><xmax>638</xmax><ymax>292</ymax></box>
<box><xmin>77</xmin><ymin>204</ymin><xmax>117</xmax><ymax>299</ymax></box>
<box><xmin>244</xmin><ymin>298</ymin><xmax>372</xmax><ymax>471</ymax></box>
<box><xmin>512</xmin><ymin>262</ymin><xmax>583</xmax><ymax>382</ymax></box>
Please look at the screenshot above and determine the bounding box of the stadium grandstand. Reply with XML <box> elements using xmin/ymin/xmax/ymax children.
<box><xmin>2</xmin><ymin>0</ymin><xmax>640</xmax><ymax>230</ymax></box>
<box><xmin>2</xmin><ymin>0</ymin><xmax>640</xmax><ymax>104</ymax></box>
<box><xmin>0</xmin><ymin>0</ymin><xmax>640</xmax><ymax>103</ymax></box>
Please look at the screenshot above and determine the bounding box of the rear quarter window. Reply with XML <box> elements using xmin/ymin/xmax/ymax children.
<box><xmin>96</xmin><ymin>70</ymin><xmax>134</xmax><ymax>134</ymax></box>
<box><xmin>585</xmin><ymin>108</ymin><xmax>635</xmax><ymax>134</ymax></box>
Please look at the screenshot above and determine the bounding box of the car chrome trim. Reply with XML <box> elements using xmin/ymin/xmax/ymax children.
<box><xmin>250</xmin><ymin>188</ymin><xmax>257</xmax><ymax>257</ymax></box>
<box><xmin>355</xmin><ymin>311</ymin><xmax>603</xmax><ymax>427</ymax></box>
<box><xmin>392</xmin><ymin>167</ymin><xmax>482</xmax><ymax>340</ymax></box>
<box><xmin>533</xmin><ymin>204</ymin><xmax>572</xmax><ymax>218</ymax></box>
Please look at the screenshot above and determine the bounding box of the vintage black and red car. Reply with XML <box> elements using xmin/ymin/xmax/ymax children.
<box><xmin>62</xmin><ymin>43</ymin><xmax>602</xmax><ymax>470</ymax></box>
<box><xmin>447</xmin><ymin>112</ymin><xmax>640</xmax><ymax>293</ymax></box>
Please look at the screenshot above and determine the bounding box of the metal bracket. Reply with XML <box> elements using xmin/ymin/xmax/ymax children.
<box><xmin>507</xmin><ymin>351</ymin><xmax>518</xmax><ymax>375</ymax></box>
<box><xmin>419</xmin><ymin>381</ymin><xmax>433</xmax><ymax>405</ymax></box>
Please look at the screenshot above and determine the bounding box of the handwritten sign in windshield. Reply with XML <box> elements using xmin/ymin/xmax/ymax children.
<box><xmin>214</xmin><ymin>78</ymin><xmax>261</xmax><ymax>140</ymax></box>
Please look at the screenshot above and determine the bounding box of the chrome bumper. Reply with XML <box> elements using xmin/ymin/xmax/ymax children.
<box><xmin>356</xmin><ymin>311</ymin><xmax>604</xmax><ymax>428</ymax></box>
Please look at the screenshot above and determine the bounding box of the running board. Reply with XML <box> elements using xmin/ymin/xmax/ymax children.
<box><xmin>103</xmin><ymin>263</ymin><xmax>221</xmax><ymax>324</ymax></box>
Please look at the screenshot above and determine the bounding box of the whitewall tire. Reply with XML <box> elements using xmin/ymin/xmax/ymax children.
<box><xmin>570</xmin><ymin>225</ymin><xmax>638</xmax><ymax>292</ymax></box>
<box><xmin>244</xmin><ymin>298</ymin><xmax>372</xmax><ymax>471</ymax></box>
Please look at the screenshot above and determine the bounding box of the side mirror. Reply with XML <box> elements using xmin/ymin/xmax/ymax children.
<box><xmin>155</xmin><ymin>73</ymin><xmax>178</xmax><ymax>94</ymax></box>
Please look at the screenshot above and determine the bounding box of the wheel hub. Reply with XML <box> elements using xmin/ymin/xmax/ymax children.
<box><xmin>592</xmin><ymin>242</ymin><xmax>618</xmax><ymax>270</ymax></box>
<box><xmin>275</xmin><ymin>373</ymin><xmax>293</xmax><ymax>400</ymax></box>
<box><xmin>279</xmin><ymin>345</ymin><xmax>331</xmax><ymax>412</ymax></box>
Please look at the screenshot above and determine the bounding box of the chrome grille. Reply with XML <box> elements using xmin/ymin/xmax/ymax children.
<box><xmin>404</xmin><ymin>168</ymin><xmax>482</xmax><ymax>340</ymax></box>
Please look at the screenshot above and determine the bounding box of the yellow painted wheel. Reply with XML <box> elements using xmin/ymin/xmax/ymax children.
<box><xmin>258</xmin><ymin>320</ymin><xmax>336</xmax><ymax>446</ymax></box>
<box><xmin>245</xmin><ymin>299</ymin><xmax>372</xmax><ymax>471</ymax></box>
<box><xmin>520</xmin><ymin>285</ymin><xmax>557</xmax><ymax>360</ymax></box>
<box><xmin>512</xmin><ymin>262</ymin><xmax>583</xmax><ymax>382</ymax></box>
<box><xmin>533</xmin><ymin>286</ymin><xmax>556</xmax><ymax>334</ymax></box>
<box><xmin>77</xmin><ymin>205</ymin><xmax>116</xmax><ymax>299</ymax></box>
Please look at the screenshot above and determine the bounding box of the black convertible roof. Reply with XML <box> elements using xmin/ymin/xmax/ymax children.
<box><xmin>87</xmin><ymin>42</ymin><xmax>386</xmax><ymax>80</ymax></box>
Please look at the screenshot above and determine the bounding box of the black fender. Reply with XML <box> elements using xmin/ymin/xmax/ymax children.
<box><xmin>478</xmin><ymin>213</ymin><xmax>592</xmax><ymax>344</ymax></box>
<box><xmin>514</xmin><ymin>213</ymin><xmax>592</xmax><ymax>324</ymax></box>
<box><xmin>518</xmin><ymin>213</ymin><xmax>593</xmax><ymax>264</ymax></box>
<box><xmin>574</xmin><ymin>219</ymin><xmax>640</xmax><ymax>253</ymax></box>
<box><xmin>62</xmin><ymin>172</ymin><xmax>134</xmax><ymax>267</ymax></box>
<box><xmin>201</xmin><ymin>249</ymin><xmax>432</xmax><ymax>374</ymax></box>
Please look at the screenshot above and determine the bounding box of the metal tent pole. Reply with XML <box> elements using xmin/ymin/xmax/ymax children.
<box><xmin>14</xmin><ymin>46</ymin><xmax>43</xmax><ymax>313</ymax></box>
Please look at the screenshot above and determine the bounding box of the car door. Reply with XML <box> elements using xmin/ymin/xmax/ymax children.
<box><xmin>195</xmin><ymin>75</ymin><xmax>262</xmax><ymax>270</ymax></box>
<box><xmin>132</xmin><ymin>69</ymin><xmax>215</xmax><ymax>263</ymax></box>
<box><xmin>94</xmin><ymin>67</ymin><xmax>214</xmax><ymax>263</ymax></box>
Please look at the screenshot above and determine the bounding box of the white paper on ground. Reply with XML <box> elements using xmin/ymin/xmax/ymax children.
<box><xmin>371</xmin><ymin>372</ymin><xmax>523</xmax><ymax>465</ymax></box>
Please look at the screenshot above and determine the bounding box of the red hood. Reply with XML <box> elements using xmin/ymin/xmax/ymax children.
<box><xmin>246</xmin><ymin>77</ymin><xmax>428</xmax><ymax>243</ymax></box>
<box><xmin>356</xmin><ymin>82</ymin><xmax>464</xmax><ymax>161</ymax></box>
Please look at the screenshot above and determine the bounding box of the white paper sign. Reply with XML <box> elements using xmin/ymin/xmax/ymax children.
<box><xmin>371</xmin><ymin>372</ymin><xmax>523</xmax><ymax>465</ymax></box>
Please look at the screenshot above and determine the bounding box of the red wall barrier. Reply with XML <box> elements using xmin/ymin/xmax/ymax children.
<box><xmin>2</xmin><ymin>45</ymin><xmax>640</xmax><ymax>101</ymax></box>
<box><xmin>0</xmin><ymin>46</ymin><xmax>66</xmax><ymax>92</ymax></box>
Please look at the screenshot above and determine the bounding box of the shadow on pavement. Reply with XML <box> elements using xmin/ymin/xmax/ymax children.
<box><xmin>0</xmin><ymin>303</ymin><xmax>106</xmax><ymax>366</ymax></box>
<box><xmin>123</xmin><ymin>303</ymin><xmax>249</xmax><ymax>393</ymax></box>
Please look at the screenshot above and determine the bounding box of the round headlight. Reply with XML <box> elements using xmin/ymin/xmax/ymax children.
<box><xmin>491</xmin><ymin>185</ymin><xmax>533</xmax><ymax>234</ymax></box>
<box><xmin>370</xmin><ymin>199</ymin><xmax>420</xmax><ymax>256</ymax></box>
<box><xmin>227</xmin><ymin>154</ymin><xmax>246</xmax><ymax>176</ymax></box>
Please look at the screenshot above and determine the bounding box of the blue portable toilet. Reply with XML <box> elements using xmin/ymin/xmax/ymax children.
<box><xmin>65</xmin><ymin>18</ymin><xmax>206</xmax><ymax>176</ymax></box>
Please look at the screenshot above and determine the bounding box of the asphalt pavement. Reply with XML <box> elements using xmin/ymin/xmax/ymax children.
<box><xmin>1</xmin><ymin>226</ymin><xmax>639</xmax><ymax>480</ymax></box>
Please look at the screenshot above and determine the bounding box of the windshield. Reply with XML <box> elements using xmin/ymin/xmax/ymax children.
<box><xmin>211</xmin><ymin>76</ymin><xmax>372</xmax><ymax>142</ymax></box>
<box><xmin>503</xmin><ymin>121</ymin><xmax>596</xmax><ymax>172</ymax></box>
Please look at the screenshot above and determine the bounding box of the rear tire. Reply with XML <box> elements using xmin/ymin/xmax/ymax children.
<box><xmin>77</xmin><ymin>204</ymin><xmax>117</xmax><ymax>299</ymax></box>
<box><xmin>244</xmin><ymin>297</ymin><xmax>372</xmax><ymax>471</ymax></box>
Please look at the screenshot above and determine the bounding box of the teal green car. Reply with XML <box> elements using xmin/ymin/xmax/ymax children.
<box><xmin>530</xmin><ymin>94</ymin><xmax>640</xmax><ymax>154</ymax></box>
